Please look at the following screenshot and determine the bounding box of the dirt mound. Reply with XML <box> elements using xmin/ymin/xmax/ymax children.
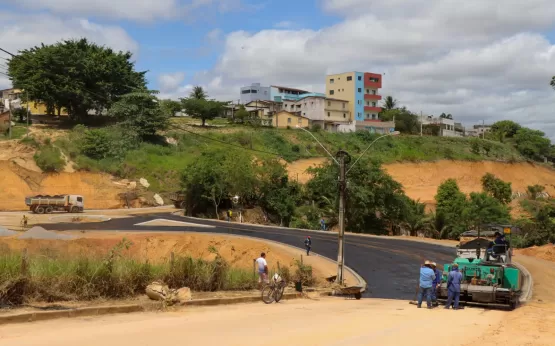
<box><xmin>0</xmin><ymin>160</ymin><xmax>130</xmax><ymax>211</ymax></box>
<box><xmin>286</xmin><ymin>158</ymin><xmax>327</xmax><ymax>183</ymax></box>
<box><xmin>0</xmin><ymin>141</ymin><xmax>41</xmax><ymax>172</ymax></box>
<box><xmin>18</xmin><ymin>226</ymin><xmax>76</xmax><ymax>240</ymax></box>
<box><xmin>516</xmin><ymin>244</ymin><xmax>555</xmax><ymax>262</ymax></box>
<box><xmin>383</xmin><ymin>161</ymin><xmax>555</xmax><ymax>205</ymax></box>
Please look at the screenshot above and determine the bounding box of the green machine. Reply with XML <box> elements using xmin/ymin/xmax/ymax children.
<box><xmin>437</xmin><ymin>224</ymin><xmax>522</xmax><ymax>309</ymax></box>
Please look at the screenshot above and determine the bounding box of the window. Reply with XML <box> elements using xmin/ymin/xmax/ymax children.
<box><xmin>372</xmin><ymin>90</ymin><xmax>377</xmax><ymax>95</ymax></box>
<box><xmin>358</xmin><ymin>100</ymin><xmax>362</xmax><ymax>105</ymax></box>
<box><xmin>366</xmin><ymin>101</ymin><xmax>369</xmax><ymax>106</ymax></box>
<box><xmin>358</xmin><ymin>88</ymin><xmax>362</xmax><ymax>93</ymax></box>
<box><xmin>287</xmin><ymin>118</ymin><xmax>292</xmax><ymax>124</ymax></box>
<box><xmin>330</xmin><ymin>90</ymin><xmax>335</xmax><ymax>95</ymax></box>
<box><xmin>358</xmin><ymin>76</ymin><xmax>362</xmax><ymax>81</ymax></box>
<box><xmin>347</xmin><ymin>76</ymin><xmax>352</xmax><ymax>81</ymax></box>
<box><xmin>343</xmin><ymin>113</ymin><xmax>346</xmax><ymax>118</ymax></box>
<box><xmin>358</xmin><ymin>112</ymin><xmax>361</xmax><ymax>117</ymax></box>
<box><xmin>330</xmin><ymin>79</ymin><xmax>334</xmax><ymax>84</ymax></box>
<box><xmin>241</xmin><ymin>90</ymin><xmax>251</xmax><ymax>94</ymax></box>
<box><xmin>342</xmin><ymin>103</ymin><xmax>345</xmax><ymax>109</ymax></box>
<box><xmin>298</xmin><ymin>118</ymin><xmax>302</xmax><ymax>124</ymax></box>
<box><xmin>251</xmin><ymin>90</ymin><xmax>258</xmax><ymax>93</ymax></box>
<box><xmin>372</xmin><ymin>102</ymin><xmax>376</xmax><ymax>107</ymax></box>
<box><xmin>327</xmin><ymin>112</ymin><xmax>331</xmax><ymax>117</ymax></box>
<box><xmin>328</xmin><ymin>101</ymin><xmax>331</xmax><ymax>106</ymax></box>
<box><xmin>77</xmin><ymin>197</ymin><xmax>83</xmax><ymax>202</ymax></box>
<box><xmin>366</xmin><ymin>114</ymin><xmax>370</xmax><ymax>119</ymax></box>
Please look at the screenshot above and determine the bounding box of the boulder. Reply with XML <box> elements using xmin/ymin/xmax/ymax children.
<box><xmin>175</xmin><ymin>287</ymin><xmax>192</xmax><ymax>302</ymax></box>
<box><xmin>139</xmin><ymin>178</ymin><xmax>150</xmax><ymax>188</ymax></box>
<box><xmin>153</xmin><ymin>194</ymin><xmax>164</xmax><ymax>206</ymax></box>
<box><xmin>145</xmin><ymin>282</ymin><xmax>171</xmax><ymax>301</ymax></box>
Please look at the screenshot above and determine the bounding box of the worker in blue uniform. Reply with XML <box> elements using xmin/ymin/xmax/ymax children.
<box><xmin>445</xmin><ymin>263</ymin><xmax>463</xmax><ymax>310</ymax></box>
<box><xmin>431</xmin><ymin>262</ymin><xmax>442</xmax><ymax>306</ymax></box>
<box><xmin>417</xmin><ymin>260</ymin><xmax>436</xmax><ymax>309</ymax></box>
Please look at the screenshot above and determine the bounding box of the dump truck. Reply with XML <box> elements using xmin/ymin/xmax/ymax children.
<box><xmin>25</xmin><ymin>195</ymin><xmax>84</xmax><ymax>214</ymax></box>
<box><xmin>437</xmin><ymin>224</ymin><xmax>522</xmax><ymax>309</ymax></box>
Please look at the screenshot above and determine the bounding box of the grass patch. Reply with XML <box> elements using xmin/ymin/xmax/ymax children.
<box><xmin>0</xmin><ymin>125</ymin><xmax>30</xmax><ymax>141</ymax></box>
<box><xmin>34</xmin><ymin>144</ymin><xmax>65</xmax><ymax>172</ymax></box>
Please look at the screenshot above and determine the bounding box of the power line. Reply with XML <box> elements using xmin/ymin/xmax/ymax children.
<box><xmin>0</xmin><ymin>47</ymin><xmax>15</xmax><ymax>57</ymax></box>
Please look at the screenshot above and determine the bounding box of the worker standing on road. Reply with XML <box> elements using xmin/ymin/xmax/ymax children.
<box><xmin>256</xmin><ymin>253</ymin><xmax>269</xmax><ymax>289</ymax></box>
<box><xmin>304</xmin><ymin>236</ymin><xmax>312</xmax><ymax>256</ymax></box>
<box><xmin>227</xmin><ymin>209</ymin><xmax>232</xmax><ymax>222</ymax></box>
<box><xmin>445</xmin><ymin>263</ymin><xmax>463</xmax><ymax>310</ymax></box>
<box><xmin>417</xmin><ymin>260</ymin><xmax>436</xmax><ymax>309</ymax></box>
<box><xmin>431</xmin><ymin>262</ymin><xmax>442</xmax><ymax>306</ymax></box>
<box><xmin>320</xmin><ymin>218</ymin><xmax>326</xmax><ymax>231</ymax></box>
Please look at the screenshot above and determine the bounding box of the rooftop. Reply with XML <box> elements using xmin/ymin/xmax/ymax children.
<box><xmin>270</xmin><ymin>85</ymin><xmax>309</xmax><ymax>93</ymax></box>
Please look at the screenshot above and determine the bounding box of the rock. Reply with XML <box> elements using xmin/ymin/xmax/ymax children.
<box><xmin>139</xmin><ymin>178</ymin><xmax>150</xmax><ymax>188</ymax></box>
<box><xmin>153</xmin><ymin>194</ymin><xmax>164</xmax><ymax>206</ymax></box>
<box><xmin>166</xmin><ymin>137</ymin><xmax>178</xmax><ymax>146</ymax></box>
<box><xmin>175</xmin><ymin>287</ymin><xmax>192</xmax><ymax>302</ymax></box>
<box><xmin>145</xmin><ymin>282</ymin><xmax>171</xmax><ymax>301</ymax></box>
<box><xmin>127</xmin><ymin>181</ymin><xmax>137</xmax><ymax>189</ymax></box>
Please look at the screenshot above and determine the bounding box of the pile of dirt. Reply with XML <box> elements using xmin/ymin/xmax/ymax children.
<box><xmin>516</xmin><ymin>244</ymin><xmax>555</xmax><ymax>262</ymax></box>
<box><xmin>0</xmin><ymin>160</ymin><xmax>131</xmax><ymax>211</ymax></box>
<box><xmin>18</xmin><ymin>226</ymin><xmax>76</xmax><ymax>240</ymax></box>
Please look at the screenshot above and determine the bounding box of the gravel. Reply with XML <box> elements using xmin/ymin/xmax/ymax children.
<box><xmin>18</xmin><ymin>226</ymin><xmax>76</xmax><ymax>240</ymax></box>
<box><xmin>0</xmin><ymin>226</ymin><xmax>18</xmax><ymax>237</ymax></box>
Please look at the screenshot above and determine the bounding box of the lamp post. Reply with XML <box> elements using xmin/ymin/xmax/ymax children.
<box><xmin>296</xmin><ymin>126</ymin><xmax>400</xmax><ymax>284</ymax></box>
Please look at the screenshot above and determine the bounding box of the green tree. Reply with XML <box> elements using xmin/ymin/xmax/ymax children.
<box><xmin>481</xmin><ymin>173</ymin><xmax>512</xmax><ymax>205</ymax></box>
<box><xmin>383</xmin><ymin>96</ymin><xmax>398</xmax><ymax>110</ymax></box>
<box><xmin>435</xmin><ymin>179</ymin><xmax>467</xmax><ymax>238</ymax></box>
<box><xmin>424</xmin><ymin>211</ymin><xmax>451</xmax><ymax>239</ymax></box>
<box><xmin>159</xmin><ymin>99</ymin><xmax>182</xmax><ymax>117</ymax></box>
<box><xmin>490</xmin><ymin>120</ymin><xmax>521</xmax><ymax>142</ymax></box>
<box><xmin>234</xmin><ymin>105</ymin><xmax>249</xmax><ymax>123</ymax></box>
<box><xmin>462</xmin><ymin>192</ymin><xmax>511</xmax><ymax>232</ymax></box>
<box><xmin>439</xmin><ymin>113</ymin><xmax>452</xmax><ymax>119</ymax></box>
<box><xmin>190</xmin><ymin>86</ymin><xmax>207</xmax><ymax>100</ymax></box>
<box><xmin>8</xmin><ymin>38</ymin><xmax>146</xmax><ymax>121</ymax></box>
<box><xmin>514</xmin><ymin>127</ymin><xmax>551</xmax><ymax>160</ymax></box>
<box><xmin>380</xmin><ymin>107</ymin><xmax>420</xmax><ymax>134</ymax></box>
<box><xmin>526</xmin><ymin>184</ymin><xmax>546</xmax><ymax>200</ymax></box>
<box><xmin>108</xmin><ymin>90</ymin><xmax>169</xmax><ymax>138</ymax></box>
<box><xmin>181</xmin><ymin>98</ymin><xmax>226</xmax><ymax>126</ymax></box>
<box><xmin>403</xmin><ymin>198</ymin><xmax>427</xmax><ymax>237</ymax></box>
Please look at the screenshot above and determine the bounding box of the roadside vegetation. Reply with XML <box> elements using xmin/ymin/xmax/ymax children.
<box><xmin>0</xmin><ymin>239</ymin><xmax>314</xmax><ymax>305</ymax></box>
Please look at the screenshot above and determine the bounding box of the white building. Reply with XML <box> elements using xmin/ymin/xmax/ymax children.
<box><xmin>421</xmin><ymin>115</ymin><xmax>463</xmax><ymax>137</ymax></box>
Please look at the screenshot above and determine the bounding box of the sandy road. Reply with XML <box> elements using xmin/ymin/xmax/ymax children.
<box><xmin>0</xmin><ymin>298</ymin><xmax>506</xmax><ymax>346</ymax></box>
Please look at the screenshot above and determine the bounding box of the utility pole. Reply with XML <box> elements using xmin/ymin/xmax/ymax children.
<box><xmin>482</xmin><ymin>120</ymin><xmax>485</xmax><ymax>139</ymax></box>
<box><xmin>335</xmin><ymin>149</ymin><xmax>349</xmax><ymax>284</ymax></box>
<box><xmin>26</xmin><ymin>91</ymin><xmax>30</xmax><ymax>137</ymax></box>
<box><xmin>420</xmin><ymin>111</ymin><xmax>423</xmax><ymax>136</ymax></box>
<box><xmin>7</xmin><ymin>100</ymin><xmax>12</xmax><ymax>139</ymax></box>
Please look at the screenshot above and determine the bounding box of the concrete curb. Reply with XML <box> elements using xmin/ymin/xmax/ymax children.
<box><xmin>0</xmin><ymin>292</ymin><xmax>326</xmax><ymax>326</ymax></box>
<box><xmin>513</xmin><ymin>260</ymin><xmax>534</xmax><ymax>303</ymax></box>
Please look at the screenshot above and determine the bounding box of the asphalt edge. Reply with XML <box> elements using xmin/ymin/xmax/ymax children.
<box><xmin>513</xmin><ymin>260</ymin><xmax>534</xmax><ymax>303</ymax></box>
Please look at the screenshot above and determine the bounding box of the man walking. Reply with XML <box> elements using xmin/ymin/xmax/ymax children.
<box><xmin>431</xmin><ymin>262</ymin><xmax>442</xmax><ymax>306</ymax></box>
<box><xmin>227</xmin><ymin>209</ymin><xmax>232</xmax><ymax>222</ymax></box>
<box><xmin>256</xmin><ymin>252</ymin><xmax>268</xmax><ymax>289</ymax></box>
<box><xmin>320</xmin><ymin>218</ymin><xmax>326</xmax><ymax>231</ymax></box>
<box><xmin>304</xmin><ymin>236</ymin><xmax>312</xmax><ymax>256</ymax></box>
<box><xmin>445</xmin><ymin>263</ymin><xmax>463</xmax><ymax>310</ymax></box>
<box><xmin>417</xmin><ymin>260</ymin><xmax>436</xmax><ymax>309</ymax></box>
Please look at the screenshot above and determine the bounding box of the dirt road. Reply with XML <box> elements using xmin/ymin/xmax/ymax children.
<box><xmin>0</xmin><ymin>298</ymin><xmax>506</xmax><ymax>346</ymax></box>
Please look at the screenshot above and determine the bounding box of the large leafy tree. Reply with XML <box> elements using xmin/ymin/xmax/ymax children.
<box><xmin>490</xmin><ymin>120</ymin><xmax>521</xmax><ymax>142</ymax></box>
<box><xmin>159</xmin><ymin>99</ymin><xmax>182</xmax><ymax>117</ymax></box>
<box><xmin>382</xmin><ymin>96</ymin><xmax>398</xmax><ymax>111</ymax></box>
<box><xmin>180</xmin><ymin>87</ymin><xmax>226</xmax><ymax>126</ymax></box>
<box><xmin>8</xmin><ymin>38</ymin><xmax>146</xmax><ymax>121</ymax></box>
<box><xmin>435</xmin><ymin>179</ymin><xmax>468</xmax><ymax>238</ymax></box>
<box><xmin>514</xmin><ymin>127</ymin><xmax>551</xmax><ymax>160</ymax></box>
<box><xmin>380</xmin><ymin>107</ymin><xmax>420</xmax><ymax>134</ymax></box>
<box><xmin>462</xmin><ymin>192</ymin><xmax>511</xmax><ymax>231</ymax></box>
<box><xmin>481</xmin><ymin>173</ymin><xmax>512</xmax><ymax>205</ymax></box>
<box><xmin>108</xmin><ymin>90</ymin><xmax>169</xmax><ymax>138</ymax></box>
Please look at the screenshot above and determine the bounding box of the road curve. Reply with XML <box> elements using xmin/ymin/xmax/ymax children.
<box><xmin>41</xmin><ymin>213</ymin><xmax>456</xmax><ymax>300</ymax></box>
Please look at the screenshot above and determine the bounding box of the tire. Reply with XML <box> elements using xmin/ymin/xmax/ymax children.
<box><xmin>70</xmin><ymin>206</ymin><xmax>79</xmax><ymax>213</ymax></box>
<box><xmin>275</xmin><ymin>283</ymin><xmax>286</xmax><ymax>302</ymax></box>
<box><xmin>179</xmin><ymin>201</ymin><xmax>186</xmax><ymax>209</ymax></box>
<box><xmin>35</xmin><ymin>206</ymin><xmax>45</xmax><ymax>214</ymax></box>
<box><xmin>355</xmin><ymin>292</ymin><xmax>362</xmax><ymax>300</ymax></box>
<box><xmin>45</xmin><ymin>207</ymin><xmax>53</xmax><ymax>214</ymax></box>
<box><xmin>262</xmin><ymin>285</ymin><xmax>276</xmax><ymax>304</ymax></box>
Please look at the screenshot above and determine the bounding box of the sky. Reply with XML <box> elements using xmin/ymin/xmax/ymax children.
<box><xmin>1</xmin><ymin>0</ymin><xmax>555</xmax><ymax>136</ymax></box>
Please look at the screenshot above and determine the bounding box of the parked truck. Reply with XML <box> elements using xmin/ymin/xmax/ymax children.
<box><xmin>25</xmin><ymin>195</ymin><xmax>84</xmax><ymax>214</ymax></box>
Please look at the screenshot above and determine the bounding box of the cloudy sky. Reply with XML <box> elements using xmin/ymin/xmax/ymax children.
<box><xmin>1</xmin><ymin>0</ymin><xmax>555</xmax><ymax>136</ymax></box>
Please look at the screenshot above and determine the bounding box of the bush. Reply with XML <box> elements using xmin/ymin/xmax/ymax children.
<box><xmin>291</xmin><ymin>144</ymin><xmax>300</xmax><ymax>153</ymax></box>
<box><xmin>310</xmin><ymin>123</ymin><xmax>322</xmax><ymax>132</ymax></box>
<box><xmin>19</xmin><ymin>136</ymin><xmax>40</xmax><ymax>148</ymax></box>
<box><xmin>81</xmin><ymin>126</ymin><xmax>140</xmax><ymax>160</ymax></box>
<box><xmin>34</xmin><ymin>145</ymin><xmax>65</xmax><ymax>172</ymax></box>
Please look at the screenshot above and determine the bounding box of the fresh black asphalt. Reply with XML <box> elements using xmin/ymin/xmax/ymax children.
<box><xmin>41</xmin><ymin>213</ymin><xmax>456</xmax><ymax>300</ymax></box>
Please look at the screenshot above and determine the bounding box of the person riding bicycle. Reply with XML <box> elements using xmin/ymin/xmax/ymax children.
<box><xmin>304</xmin><ymin>236</ymin><xmax>312</xmax><ymax>256</ymax></box>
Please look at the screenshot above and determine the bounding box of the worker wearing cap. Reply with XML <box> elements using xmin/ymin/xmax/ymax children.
<box><xmin>304</xmin><ymin>236</ymin><xmax>312</xmax><ymax>256</ymax></box>
<box><xmin>445</xmin><ymin>263</ymin><xmax>463</xmax><ymax>310</ymax></box>
<box><xmin>431</xmin><ymin>262</ymin><xmax>442</xmax><ymax>306</ymax></box>
<box><xmin>417</xmin><ymin>260</ymin><xmax>436</xmax><ymax>309</ymax></box>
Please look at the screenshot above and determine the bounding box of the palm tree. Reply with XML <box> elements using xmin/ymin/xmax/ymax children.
<box><xmin>424</xmin><ymin>211</ymin><xmax>451</xmax><ymax>239</ymax></box>
<box><xmin>190</xmin><ymin>86</ymin><xmax>207</xmax><ymax>100</ymax></box>
<box><xmin>404</xmin><ymin>199</ymin><xmax>427</xmax><ymax>237</ymax></box>
<box><xmin>383</xmin><ymin>96</ymin><xmax>398</xmax><ymax>111</ymax></box>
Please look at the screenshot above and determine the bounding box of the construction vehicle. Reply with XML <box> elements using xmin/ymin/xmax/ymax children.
<box><xmin>168</xmin><ymin>192</ymin><xmax>186</xmax><ymax>209</ymax></box>
<box><xmin>437</xmin><ymin>224</ymin><xmax>522</xmax><ymax>309</ymax></box>
<box><xmin>25</xmin><ymin>194</ymin><xmax>84</xmax><ymax>214</ymax></box>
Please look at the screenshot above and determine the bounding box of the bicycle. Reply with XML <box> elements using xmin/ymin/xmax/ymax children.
<box><xmin>261</xmin><ymin>274</ymin><xmax>287</xmax><ymax>304</ymax></box>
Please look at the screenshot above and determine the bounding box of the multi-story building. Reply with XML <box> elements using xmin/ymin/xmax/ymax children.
<box><xmin>282</xmin><ymin>96</ymin><xmax>351</xmax><ymax>132</ymax></box>
<box><xmin>240</xmin><ymin>83</ymin><xmax>272</xmax><ymax>104</ymax></box>
<box><xmin>325</xmin><ymin>72</ymin><xmax>394</xmax><ymax>133</ymax></box>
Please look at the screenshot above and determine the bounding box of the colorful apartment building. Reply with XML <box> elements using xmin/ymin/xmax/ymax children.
<box><xmin>325</xmin><ymin>72</ymin><xmax>394</xmax><ymax>133</ymax></box>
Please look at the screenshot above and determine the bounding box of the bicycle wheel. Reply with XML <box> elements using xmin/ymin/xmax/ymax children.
<box><xmin>275</xmin><ymin>282</ymin><xmax>286</xmax><ymax>302</ymax></box>
<box><xmin>262</xmin><ymin>285</ymin><xmax>276</xmax><ymax>304</ymax></box>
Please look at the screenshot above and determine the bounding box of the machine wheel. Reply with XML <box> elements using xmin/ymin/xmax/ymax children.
<box><xmin>45</xmin><ymin>207</ymin><xmax>53</xmax><ymax>214</ymax></box>
<box><xmin>70</xmin><ymin>206</ymin><xmax>79</xmax><ymax>213</ymax></box>
<box><xmin>354</xmin><ymin>292</ymin><xmax>362</xmax><ymax>300</ymax></box>
<box><xmin>509</xmin><ymin>300</ymin><xmax>518</xmax><ymax>310</ymax></box>
<box><xmin>35</xmin><ymin>206</ymin><xmax>45</xmax><ymax>214</ymax></box>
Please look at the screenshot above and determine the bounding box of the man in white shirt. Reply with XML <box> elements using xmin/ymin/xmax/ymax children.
<box><xmin>256</xmin><ymin>252</ymin><xmax>268</xmax><ymax>289</ymax></box>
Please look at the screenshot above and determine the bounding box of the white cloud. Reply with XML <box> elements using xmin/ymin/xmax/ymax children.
<box><xmin>205</xmin><ymin>29</ymin><xmax>223</xmax><ymax>43</ymax></box>
<box><xmin>0</xmin><ymin>12</ymin><xmax>138</xmax><ymax>55</ymax></box>
<box><xmin>274</xmin><ymin>21</ymin><xmax>294</xmax><ymax>29</ymax></box>
<box><xmin>6</xmin><ymin>0</ymin><xmax>249</xmax><ymax>22</ymax></box>
<box><xmin>173</xmin><ymin>0</ymin><xmax>555</xmax><ymax>138</ymax></box>
<box><xmin>158</xmin><ymin>72</ymin><xmax>186</xmax><ymax>92</ymax></box>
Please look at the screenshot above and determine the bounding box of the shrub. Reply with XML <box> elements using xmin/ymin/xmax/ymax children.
<box><xmin>310</xmin><ymin>123</ymin><xmax>322</xmax><ymax>132</ymax></box>
<box><xmin>81</xmin><ymin>126</ymin><xmax>140</xmax><ymax>160</ymax></box>
<box><xmin>19</xmin><ymin>136</ymin><xmax>40</xmax><ymax>148</ymax></box>
<box><xmin>291</xmin><ymin>144</ymin><xmax>300</xmax><ymax>153</ymax></box>
<box><xmin>34</xmin><ymin>145</ymin><xmax>65</xmax><ymax>172</ymax></box>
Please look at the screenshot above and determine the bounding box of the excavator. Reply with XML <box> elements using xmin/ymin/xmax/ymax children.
<box><xmin>437</xmin><ymin>224</ymin><xmax>522</xmax><ymax>309</ymax></box>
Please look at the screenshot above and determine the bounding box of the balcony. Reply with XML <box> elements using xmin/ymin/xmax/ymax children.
<box><xmin>364</xmin><ymin>72</ymin><xmax>382</xmax><ymax>89</ymax></box>
<box><xmin>364</xmin><ymin>106</ymin><xmax>382</xmax><ymax>113</ymax></box>
<box><xmin>364</xmin><ymin>94</ymin><xmax>382</xmax><ymax>101</ymax></box>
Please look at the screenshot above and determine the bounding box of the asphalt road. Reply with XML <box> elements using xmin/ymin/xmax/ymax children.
<box><xmin>41</xmin><ymin>213</ymin><xmax>456</xmax><ymax>300</ymax></box>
